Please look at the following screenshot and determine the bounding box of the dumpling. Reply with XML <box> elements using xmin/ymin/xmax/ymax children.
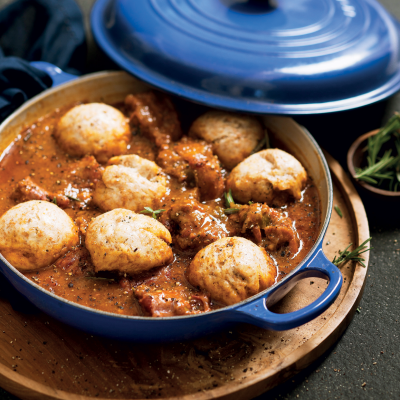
<box><xmin>187</xmin><ymin>237</ymin><xmax>276</xmax><ymax>305</ymax></box>
<box><xmin>0</xmin><ymin>200</ymin><xmax>79</xmax><ymax>271</ymax></box>
<box><xmin>85</xmin><ymin>209</ymin><xmax>173</xmax><ymax>274</ymax></box>
<box><xmin>189</xmin><ymin>111</ymin><xmax>264</xmax><ymax>170</ymax></box>
<box><xmin>92</xmin><ymin>154</ymin><xmax>167</xmax><ymax>213</ymax></box>
<box><xmin>226</xmin><ymin>148</ymin><xmax>307</xmax><ymax>204</ymax></box>
<box><xmin>54</xmin><ymin>103</ymin><xmax>130</xmax><ymax>163</ymax></box>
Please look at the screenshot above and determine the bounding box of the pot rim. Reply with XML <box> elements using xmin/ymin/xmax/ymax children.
<box><xmin>0</xmin><ymin>70</ymin><xmax>333</xmax><ymax>321</ymax></box>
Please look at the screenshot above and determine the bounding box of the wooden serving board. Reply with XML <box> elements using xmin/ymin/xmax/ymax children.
<box><xmin>0</xmin><ymin>152</ymin><xmax>369</xmax><ymax>400</ymax></box>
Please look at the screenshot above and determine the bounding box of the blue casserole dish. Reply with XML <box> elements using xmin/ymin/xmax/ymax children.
<box><xmin>0</xmin><ymin>64</ymin><xmax>342</xmax><ymax>342</ymax></box>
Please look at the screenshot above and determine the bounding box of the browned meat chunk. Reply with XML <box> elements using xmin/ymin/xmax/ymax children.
<box><xmin>159</xmin><ymin>198</ymin><xmax>230</xmax><ymax>250</ymax></box>
<box><xmin>13</xmin><ymin>156</ymin><xmax>102</xmax><ymax>209</ymax></box>
<box><xmin>135</xmin><ymin>286</ymin><xmax>211</xmax><ymax>317</ymax></box>
<box><xmin>64</xmin><ymin>155</ymin><xmax>103</xmax><ymax>185</ymax></box>
<box><xmin>54</xmin><ymin>247</ymin><xmax>95</xmax><ymax>276</ymax></box>
<box><xmin>157</xmin><ymin>137</ymin><xmax>225</xmax><ymax>200</ymax></box>
<box><xmin>125</xmin><ymin>264</ymin><xmax>212</xmax><ymax>317</ymax></box>
<box><xmin>157</xmin><ymin>147</ymin><xmax>193</xmax><ymax>183</ymax></box>
<box><xmin>175</xmin><ymin>140</ymin><xmax>225</xmax><ymax>201</ymax></box>
<box><xmin>125</xmin><ymin>91</ymin><xmax>182</xmax><ymax>147</ymax></box>
<box><xmin>13</xmin><ymin>176</ymin><xmax>72</xmax><ymax>208</ymax></box>
<box><xmin>229</xmin><ymin>203</ymin><xmax>300</xmax><ymax>254</ymax></box>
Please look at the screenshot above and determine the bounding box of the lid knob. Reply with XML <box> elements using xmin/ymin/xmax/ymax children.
<box><xmin>223</xmin><ymin>0</ymin><xmax>277</xmax><ymax>14</ymax></box>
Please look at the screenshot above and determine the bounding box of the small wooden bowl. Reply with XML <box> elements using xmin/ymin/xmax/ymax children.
<box><xmin>347</xmin><ymin>129</ymin><xmax>400</xmax><ymax>225</ymax></box>
<box><xmin>347</xmin><ymin>129</ymin><xmax>400</xmax><ymax>196</ymax></box>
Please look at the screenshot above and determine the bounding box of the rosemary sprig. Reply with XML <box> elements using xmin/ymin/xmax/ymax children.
<box><xmin>355</xmin><ymin>150</ymin><xmax>400</xmax><ymax>184</ymax></box>
<box><xmin>224</xmin><ymin>189</ymin><xmax>240</xmax><ymax>215</ymax></box>
<box><xmin>367</xmin><ymin>114</ymin><xmax>400</xmax><ymax>165</ymax></box>
<box><xmin>332</xmin><ymin>237</ymin><xmax>372</xmax><ymax>268</ymax></box>
<box><xmin>140</xmin><ymin>207</ymin><xmax>165</xmax><ymax>219</ymax></box>
<box><xmin>355</xmin><ymin>113</ymin><xmax>400</xmax><ymax>190</ymax></box>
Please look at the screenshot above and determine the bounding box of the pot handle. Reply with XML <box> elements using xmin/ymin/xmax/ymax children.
<box><xmin>231</xmin><ymin>247</ymin><xmax>342</xmax><ymax>330</ymax></box>
<box><xmin>30</xmin><ymin>61</ymin><xmax>78</xmax><ymax>87</ymax></box>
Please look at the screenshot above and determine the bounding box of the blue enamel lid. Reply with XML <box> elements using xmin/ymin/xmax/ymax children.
<box><xmin>91</xmin><ymin>0</ymin><xmax>400</xmax><ymax>114</ymax></box>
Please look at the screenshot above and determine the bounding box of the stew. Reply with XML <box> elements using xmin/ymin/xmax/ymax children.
<box><xmin>0</xmin><ymin>92</ymin><xmax>320</xmax><ymax>317</ymax></box>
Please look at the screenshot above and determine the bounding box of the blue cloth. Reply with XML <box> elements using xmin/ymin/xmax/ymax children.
<box><xmin>0</xmin><ymin>0</ymin><xmax>86</xmax><ymax>121</ymax></box>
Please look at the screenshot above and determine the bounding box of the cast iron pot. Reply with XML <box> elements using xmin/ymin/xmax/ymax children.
<box><xmin>0</xmin><ymin>63</ymin><xmax>342</xmax><ymax>342</ymax></box>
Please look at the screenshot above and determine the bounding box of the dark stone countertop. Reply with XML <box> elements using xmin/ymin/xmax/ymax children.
<box><xmin>0</xmin><ymin>0</ymin><xmax>400</xmax><ymax>399</ymax></box>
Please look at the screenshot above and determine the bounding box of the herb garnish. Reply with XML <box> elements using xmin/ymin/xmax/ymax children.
<box><xmin>66</xmin><ymin>195</ymin><xmax>80</xmax><ymax>202</ymax></box>
<box><xmin>224</xmin><ymin>208</ymin><xmax>240</xmax><ymax>215</ymax></box>
<box><xmin>224</xmin><ymin>189</ymin><xmax>234</xmax><ymax>207</ymax></box>
<box><xmin>251</xmin><ymin>129</ymin><xmax>270</xmax><ymax>155</ymax></box>
<box><xmin>334</xmin><ymin>205</ymin><xmax>343</xmax><ymax>218</ymax></box>
<box><xmin>224</xmin><ymin>189</ymin><xmax>240</xmax><ymax>215</ymax></box>
<box><xmin>52</xmin><ymin>197</ymin><xmax>57</xmax><ymax>205</ymax></box>
<box><xmin>85</xmin><ymin>276</ymin><xmax>115</xmax><ymax>282</ymax></box>
<box><xmin>355</xmin><ymin>113</ymin><xmax>400</xmax><ymax>190</ymax></box>
<box><xmin>332</xmin><ymin>237</ymin><xmax>372</xmax><ymax>268</ymax></box>
<box><xmin>140</xmin><ymin>207</ymin><xmax>165</xmax><ymax>219</ymax></box>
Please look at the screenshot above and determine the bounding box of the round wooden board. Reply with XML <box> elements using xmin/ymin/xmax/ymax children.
<box><xmin>0</xmin><ymin>152</ymin><xmax>370</xmax><ymax>400</ymax></box>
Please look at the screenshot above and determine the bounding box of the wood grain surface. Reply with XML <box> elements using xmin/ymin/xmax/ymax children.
<box><xmin>0</xmin><ymin>152</ymin><xmax>370</xmax><ymax>400</ymax></box>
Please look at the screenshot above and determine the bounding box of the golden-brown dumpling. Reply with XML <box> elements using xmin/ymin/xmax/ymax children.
<box><xmin>54</xmin><ymin>103</ymin><xmax>130</xmax><ymax>163</ymax></box>
<box><xmin>93</xmin><ymin>154</ymin><xmax>167</xmax><ymax>213</ymax></box>
<box><xmin>226</xmin><ymin>148</ymin><xmax>307</xmax><ymax>204</ymax></box>
<box><xmin>187</xmin><ymin>237</ymin><xmax>276</xmax><ymax>305</ymax></box>
<box><xmin>85</xmin><ymin>209</ymin><xmax>173</xmax><ymax>275</ymax></box>
<box><xmin>0</xmin><ymin>200</ymin><xmax>79</xmax><ymax>271</ymax></box>
<box><xmin>189</xmin><ymin>111</ymin><xmax>264</xmax><ymax>170</ymax></box>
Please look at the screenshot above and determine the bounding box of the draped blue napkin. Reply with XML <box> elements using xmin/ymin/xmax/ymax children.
<box><xmin>0</xmin><ymin>0</ymin><xmax>86</xmax><ymax>122</ymax></box>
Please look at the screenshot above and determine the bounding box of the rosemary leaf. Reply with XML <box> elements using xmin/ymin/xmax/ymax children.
<box><xmin>85</xmin><ymin>276</ymin><xmax>115</xmax><ymax>282</ymax></box>
<box><xmin>140</xmin><ymin>207</ymin><xmax>165</xmax><ymax>219</ymax></box>
<box><xmin>357</xmin><ymin>175</ymin><xmax>378</xmax><ymax>184</ymax></box>
<box><xmin>251</xmin><ymin>129</ymin><xmax>270</xmax><ymax>155</ymax></box>
<box><xmin>265</xmin><ymin>130</ymin><xmax>270</xmax><ymax>149</ymax></box>
<box><xmin>334</xmin><ymin>205</ymin><xmax>343</xmax><ymax>218</ymax></box>
<box><xmin>224</xmin><ymin>208</ymin><xmax>240</xmax><ymax>215</ymax></box>
<box><xmin>251</xmin><ymin>136</ymin><xmax>266</xmax><ymax>155</ymax></box>
<box><xmin>153</xmin><ymin>209</ymin><xmax>165</xmax><ymax>215</ymax></box>
<box><xmin>66</xmin><ymin>195</ymin><xmax>80</xmax><ymax>202</ymax></box>
<box><xmin>355</xmin><ymin>150</ymin><xmax>396</xmax><ymax>180</ymax></box>
<box><xmin>370</xmin><ymin>172</ymin><xmax>394</xmax><ymax>180</ymax></box>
